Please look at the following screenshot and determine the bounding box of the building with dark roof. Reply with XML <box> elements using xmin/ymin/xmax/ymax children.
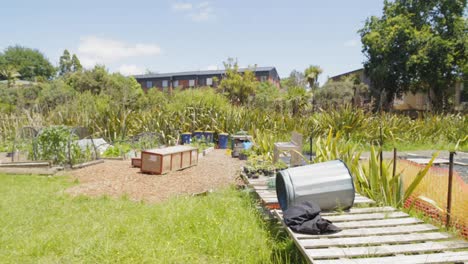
<box><xmin>330</xmin><ymin>68</ymin><xmax>467</xmax><ymax>111</ymax></box>
<box><xmin>133</xmin><ymin>66</ymin><xmax>280</xmax><ymax>92</ymax></box>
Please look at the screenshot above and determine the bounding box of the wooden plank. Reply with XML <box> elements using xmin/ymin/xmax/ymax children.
<box><xmin>306</xmin><ymin>240</ymin><xmax>468</xmax><ymax>259</ymax></box>
<box><xmin>312</xmin><ymin>251</ymin><xmax>468</xmax><ymax>264</ymax></box>
<box><xmin>273</xmin><ymin>210</ymin><xmax>422</xmax><ymax>229</ymax></box>
<box><xmin>324</xmin><ymin>211</ymin><xmax>408</xmax><ymax>222</ymax></box>
<box><xmin>275</xmin><ymin>207</ymin><xmax>395</xmax><ymax>217</ymax></box>
<box><xmin>299</xmin><ymin>232</ymin><xmax>450</xmax><ymax>248</ymax></box>
<box><xmin>354</xmin><ymin>197</ymin><xmax>375</xmax><ymax>204</ymax></box>
<box><xmin>322</xmin><ymin>206</ymin><xmax>396</xmax><ymax>216</ymax></box>
<box><xmin>293</xmin><ymin>224</ymin><xmax>438</xmax><ymax>239</ymax></box>
<box><xmin>334</xmin><ymin>217</ymin><xmax>422</xmax><ymax>229</ymax></box>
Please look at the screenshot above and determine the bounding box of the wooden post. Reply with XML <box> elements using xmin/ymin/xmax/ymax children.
<box><xmin>446</xmin><ymin>151</ymin><xmax>455</xmax><ymax>228</ymax></box>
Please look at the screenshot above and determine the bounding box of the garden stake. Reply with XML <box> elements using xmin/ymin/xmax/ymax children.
<box><xmin>446</xmin><ymin>151</ymin><xmax>455</xmax><ymax>228</ymax></box>
<box><xmin>392</xmin><ymin>148</ymin><xmax>397</xmax><ymax>178</ymax></box>
<box><xmin>379</xmin><ymin>125</ymin><xmax>383</xmax><ymax>179</ymax></box>
<box><xmin>309</xmin><ymin>134</ymin><xmax>313</xmax><ymax>162</ymax></box>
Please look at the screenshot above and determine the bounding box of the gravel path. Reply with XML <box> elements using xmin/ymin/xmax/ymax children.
<box><xmin>65</xmin><ymin>149</ymin><xmax>245</xmax><ymax>203</ymax></box>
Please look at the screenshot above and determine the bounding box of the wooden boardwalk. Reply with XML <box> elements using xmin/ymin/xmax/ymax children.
<box><xmin>243</xmin><ymin>174</ymin><xmax>468</xmax><ymax>264</ymax></box>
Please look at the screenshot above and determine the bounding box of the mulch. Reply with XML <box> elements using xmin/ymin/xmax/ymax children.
<box><xmin>64</xmin><ymin>149</ymin><xmax>246</xmax><ymax>203</ymax></box>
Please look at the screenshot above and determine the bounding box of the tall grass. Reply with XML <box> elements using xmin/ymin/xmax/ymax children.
<box><xmin>313</xmin><ymin>131</ymin><xmax>436</xmax><ymax>208</ymax></box>
<box><xmin>0</xmin><ymin>89</ymin><xmax>466</xmax><ymax>151</ymax></box>
<box><xmin>0</xmin><ymin>174</ymin><xmax>305</xmax><ymax>263</ymax></box>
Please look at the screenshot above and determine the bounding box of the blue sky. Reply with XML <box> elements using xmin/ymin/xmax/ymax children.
<box><xmin>1</xmin><ymin>0</ymin><xmax>384</xmax><ymax>84</ymax></box>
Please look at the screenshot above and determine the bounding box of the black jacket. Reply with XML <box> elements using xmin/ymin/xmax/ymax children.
<box><xmin>283</xmin><ymin>201</ymin><xmax>341</xmax><ymax>234</ymax></box>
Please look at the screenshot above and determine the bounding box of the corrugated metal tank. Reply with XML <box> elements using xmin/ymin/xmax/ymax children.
<box><xmin>276</xmin><ymin>160</ymin><xmax>355</xmax><ymax>211</ymax></box>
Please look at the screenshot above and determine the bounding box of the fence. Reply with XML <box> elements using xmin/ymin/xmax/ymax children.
<box><xmin>398</xmin><ymin>159</ymin><xmax>468</xmax><ymax>238</ymax></box>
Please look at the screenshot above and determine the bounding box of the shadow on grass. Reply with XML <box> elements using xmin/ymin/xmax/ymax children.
<box><xmin>265</xmin><ymin>218</ymin><xmax>308</xmax><ymax>264</ymax></box>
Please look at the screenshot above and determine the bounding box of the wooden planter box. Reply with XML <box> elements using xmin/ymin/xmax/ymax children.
<box><xmin>131</xmin><ymin>158</ymin><xmax>142</xmax><ymax>168</ymax></box>
<box><xmin>141</xmin><ymin>146</ymin><xmax>198</xmax><ymax>175</ymax></box>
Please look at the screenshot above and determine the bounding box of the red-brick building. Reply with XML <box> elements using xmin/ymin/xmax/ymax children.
<box><xmin>133</xmin><ymin>66</ymin><xmax>280</xmax><ymax>92</ymax></box>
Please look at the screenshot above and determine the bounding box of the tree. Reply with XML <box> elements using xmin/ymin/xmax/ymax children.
<box><xmin>38</xmin><ymin>79</ymin><xmax>76</xmax><ymax>110</ymax></box>
<box><xmin>253</xmin><ymin>82</ymin><xmax>281</xmax><ymax>109</ymax></box>
<box><xmin>59</xmin><ymin>50</ymin><xmax>82</xmax><ymax>75</ymax></box>
<box><xmin>316</xmin><ymin>76</ymin><xmax>369</xmax><ymax>108</ymax></box>
<box><xmin>0</xmin><ymin>54</ymin><xmax>20</xmax><ymax>87</ymax></box>
<box><xmin>360</xmin><ymin>0</ymin><xmax>467</xmax><ymax>111</ymax></box>
<box><xmin>59</xmin><ymin>49</ymin><xmax>72</xmax><ymax>75</ymax></box>
<box><xmin>286</xmin><ymin>86</ymin><xmax>311</xmax><ymax>116</ymax></box>
<box><xmin>71</xmin><ymin>54</ymin><xmax>83</xmax><ymax>72</ymax></box>
<box><xmin>0</xmin><ymin>45</ymin><xmax>55</xmax><ymax>81</ymax></box>
<box><xmin>218</xmin><ymin>58</ymin><xmax>258</xmax><ymax>104</ymax></box>
<box><xmin>281</xmin><ymin>70</ymin><xmax>307</xmax><ymax>89</ymax></box>
<box><xmin>304</xmin><ymin>65</ymin><xmax>323</xmax><ymax>89</ymax></box>
<box><xmin>66</xmin><ymin>65</ymin><xmax>108</xmax><ymax>94</ymax></box>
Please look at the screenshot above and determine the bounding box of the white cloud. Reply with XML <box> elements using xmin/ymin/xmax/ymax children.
<box><xmin>172</xmin><ymin>3</ymin><xmax>192</xmax><ymax>10</ymax></box>
<box><xmin>344</xmin><ymin>39</ymin><xmax>360</xmax><ymax>47</ymax></box>
<box><xmin>118</xmin><ymin>64</ymin><xmax>145</xmax><ymax>76</ymax></box>
<box><xmin>190</xmin><ymin>2</ymin><xmax>214</xmax><ymax>21</ymax></box>
<box><xmin>172</xmin><ymin>1</ymin><xmax>214</xmax><ymax>22</ymax></box>
<box><xmin>77</xmin><ymin>36</ymin><xmax>161</xmax><ymax>68</ymax></box>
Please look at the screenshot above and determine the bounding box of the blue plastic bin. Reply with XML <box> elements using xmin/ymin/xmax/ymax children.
<box><xmin>218</xmin><ymin>133</ymin><xmax>229</xmax><ymax>149</ymax></box>
<box><xmin>203</xmin><ymin>131</ymin><xmax>214</xmax><ymax>143</ymax></box>
<box><xmin>193</xmin><ymin>131</ymin><xmax>203</xmax><ymax>140</ymax></box>
<box><xmin>181</xmin><ymin>133</ymin><xmax>192</xmax><ymax>144</ymax></box>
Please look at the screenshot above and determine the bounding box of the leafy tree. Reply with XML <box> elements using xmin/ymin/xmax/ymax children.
<box><xmin>37</xmin><ymin>80</ymin><xmax>76</xmax><ymax>110</ymax></box>
<box><xmin>0</xmin><ymin>55</ymin><xmax>20</xmax><ymax>87</ymax></box>
<box><xmin>281</xmin><ymin>70</ymin><xmax>307</xmax><ymax>89</ymax></box>
<box><xmin>253</xmin><ymin>82</ymin><xmax>282</xmax><ymax>109</ymax></box>
<box><xmin>0</xmin><ymin>45</ymin><xmax>55</xmax><ymax>81</ymax></box>
<box><xmin>218</xmin><ymin>58</ymin><xmax>258</xmax><ymax>104</ymax></box>
<box><xmin>316</xmin><ymin>76</ymin><xmax>369</xmax><ymax>108</ymax></box>
<box><xmin>66</xmin><ymin>65</ymin><xmax>108</xmax><ymax>93</ymax></box>
<box><xmin>58</xmin><ymin>49</ymin><xmax>72</xmax><ymax>76</ymax></box>
<box><xmin>71</xmin><ymin>54</ymin><xmax>83</xmax><ymax>72</ymax></box>
<box><xmin>360</xmin><ymin>0</ymin><xmax>467</xmax><ymax>111</ymax></box>
<box><xmin>304</xmin><ymin>65</ymin><xmax>323</xmax><ymax>89</ymax></box>
<box><xmin>59</xmin><ymin>50</ymin><xmax>83</xmax><ymax>75</ymax></box>
<box><xmin>286</xmin><ymin>86</ymin><xmax>311</xmax><ymax>116</ymax></box>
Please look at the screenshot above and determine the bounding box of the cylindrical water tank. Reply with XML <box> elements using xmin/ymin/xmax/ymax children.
<box><xmin>276</xmin><ymin>160</ymin><xmax>355</xmax><ymax>211</ymax></box>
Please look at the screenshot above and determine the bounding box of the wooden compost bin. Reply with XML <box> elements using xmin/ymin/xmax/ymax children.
<box><xmin>141</xmin><ymin>146</ymin><xmax>198</xmax><ymax>174</ymax></box>
<box><xmin>131</xmin><ymin>158</ymin><xmax>142</xmax><ymax>168</ymax></box>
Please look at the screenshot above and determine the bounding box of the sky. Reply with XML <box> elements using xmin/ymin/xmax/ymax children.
<box><xmin>0</xmin><ymin>0</ymin><xmax>384</xmax><ymax>84</ymax></box>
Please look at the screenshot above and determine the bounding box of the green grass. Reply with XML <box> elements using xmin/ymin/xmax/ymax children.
<box><xmin>0</xmin><ymin>174</ymin><xmax>304</xmax><ymax>263</ymax></box>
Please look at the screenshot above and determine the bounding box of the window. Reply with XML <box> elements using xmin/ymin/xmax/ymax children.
<box><xmin>173</xmin><ymin>80</ymin><xmax>179</xmax><ymax>88</ymax></box>
<box><xmin>162</xmin><ymin>80</ymin><xmax>168</xmax><ymax>88</ymax></box>
<box><xmin>260</xmin><ymin>76</ymin><xmax>268</xmax><ymax>82</ymax></box>
<box><xmin>189</xmin><ymin>79</ymin><xmax>195</xmax><ymax>87</ymax></box>
<box><xmin>206</xmin><ymin>78</ymin><xmax>213</xmax><ymax>86</ymax></box>
<box><xmin>146</xmin><ymin>81</ymin><xmax>153</xmax><ymax>88</ymax></box>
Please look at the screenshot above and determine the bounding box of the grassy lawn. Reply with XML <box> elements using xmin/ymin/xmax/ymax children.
<box><xmin>0</xmin><ymin>174</ymin><xmax>303</xmax><ymax>263</ymax></box>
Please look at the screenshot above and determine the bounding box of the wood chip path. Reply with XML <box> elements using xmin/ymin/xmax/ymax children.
<box><xmin>65</xmin><ymin>149</ymin><xmax>245</xmax><ymax>203</ymax></box>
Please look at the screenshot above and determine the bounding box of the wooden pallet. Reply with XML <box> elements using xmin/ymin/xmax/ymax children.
<box><xmin>242</xmin><ymin>173</ymin><xmax>468</xmax><ymax>263</ymax></box>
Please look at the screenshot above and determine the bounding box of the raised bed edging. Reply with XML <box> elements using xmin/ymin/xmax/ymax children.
<box><xmin>71</xmin><ymin>159</ymin><xmax>105</xmax><ymax>170</ymax></box>
<box><xmin>198</xmin><ymin>147</ymin><xmax>215</xmax><ymax>159</ymax></box>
